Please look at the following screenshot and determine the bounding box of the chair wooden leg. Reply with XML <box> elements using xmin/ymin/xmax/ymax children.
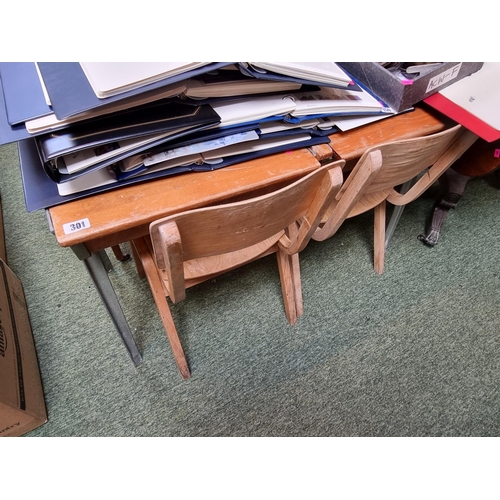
<box><xmin>132</xmin><ymin>238</ymin><xmax>191</xmax><ymax>379</ymax></box>
<box><xmin>284</xmin><ymin>222</ymin><xmax>303</xmax><ymax>319</ymax></box>
<box><xmin>290</xmin><ymin>253</ymin><xmax>303</xmax><ymax>318</ymax></box>
<box><xmin>374</xmin><ymin>201</ymin><xmax>386</xmax><ymax>275</ymax></box>
<box><xmin>276</xmin><ymin>250</ymin><xmax>299</xmax><ymax>325</ymax></box>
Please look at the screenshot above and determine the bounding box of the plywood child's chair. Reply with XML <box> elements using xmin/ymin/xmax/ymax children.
<box><xmin>313</xmin><ymin>124</ymin><xmax>478</xmax><ymax>274</ymax></box>
<box><xmin>132</xmin><ymin>160</ymin><xmax>345</xmax><ymax>379</ymax></box>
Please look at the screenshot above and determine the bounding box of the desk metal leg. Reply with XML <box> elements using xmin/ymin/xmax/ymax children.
<box><xmin>81</xmin><ymin>249</ymin><xmax>143</xmax><ymax>367</ymax></box>
<box><xmin>384</xmin><ymin>179</ymin><xmax>414</xmax><ymax>248</ymax></box>
<box><xmin>46</xmin><ymin>206</ymin><xmax>142</xmax><ymax>367</ymax></box>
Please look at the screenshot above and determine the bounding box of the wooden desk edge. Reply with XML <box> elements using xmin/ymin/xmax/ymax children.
<box><xmin>328</xmin><ymin>105</ymin><xmax>455</xmax><ymax>161</ymax></box>
<box><xmin>49</xmin><ymin>147</ymin><xmax>322</xmax><ymax>251</ymax></box>
<box><xmin>48</xmin><ymin>105</ymin><xmax>454</xmax><ymax>252</ymax></box>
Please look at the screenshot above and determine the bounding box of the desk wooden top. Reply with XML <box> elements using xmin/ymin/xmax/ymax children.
<box><xmin>48</xmin><ymin>104</ymin><xmax>454</xmax><ymax>252</ymax></box>
<box><xmin>49</xmin><ymin>147</ymin><xmax>322</xmax><ymax>251</ymax></box>
<box><xmin>311</xmin><ymin>104</ymin><xmax>456</xmax><ymax>162</ymax></box>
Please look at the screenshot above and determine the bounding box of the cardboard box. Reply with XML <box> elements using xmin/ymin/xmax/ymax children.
<box><xmin>339</xmin><ymin>62</ymin><xmax>484</xmax><ymax>112</ymax></box>
<box><xmin>0</xmin><ymin>233</ymin><xmax>47</xmax><ymax>436</ymax></box>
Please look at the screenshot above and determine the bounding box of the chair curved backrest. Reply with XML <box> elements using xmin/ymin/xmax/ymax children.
<box><xmin>133</xmin><ymin>160</ymin><xmax>345</xmax><ymax>379</ymax></box>
<box><xmin>361</xmin><ymin>123</ymin><xmax>464</xmax><ymax>194</ymax></box>
<box><xmin>313</xmin><ymin>123</ymin><xmax>478</xmax><ymax>274</ymax></box>
<box><xmin>150</xmin><ymin>160</ymin><xmax>345</xmax><ymax>303</ymax></box>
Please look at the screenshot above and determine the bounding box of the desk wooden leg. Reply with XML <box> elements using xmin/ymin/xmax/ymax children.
<box><xmin>111</xmin><ymin>244</ymin><xmax>131</xmax><ymax>262</ymax></box>
<box><xmin>82</xmin><ymin>250</ymin><xmax>143</xmax><ymax>367</ymax></box>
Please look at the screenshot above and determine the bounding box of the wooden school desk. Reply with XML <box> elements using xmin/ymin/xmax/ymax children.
<box><xmin>46</xmin><ymin>104</ymin><xmax>454</xmax><ymax>366</ymax></box>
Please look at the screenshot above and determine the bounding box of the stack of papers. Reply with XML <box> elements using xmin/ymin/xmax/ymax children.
<box><xmin>0</xmin><ymin>61</ymin><xmax>399</xmax><ymax>211</ymax></box>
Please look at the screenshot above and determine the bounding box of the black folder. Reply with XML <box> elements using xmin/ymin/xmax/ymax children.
<box><xmin>36</xmin><ymin>100</ymin><xmax>221</xmax><ymax>162</ymax></box>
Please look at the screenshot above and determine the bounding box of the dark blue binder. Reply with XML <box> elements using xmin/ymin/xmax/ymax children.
<box><xmin>37</xmin><ymin>62</ymin><xmax>233</xmax><ymax>120</ymax></box>
<box><xmin>190</xmin><ymin>134</ymin><xmax>330</xmax><ymax>172</ymax></box>
<box><xmin>18</xmin><ymin>134</ymin><xmax>331</xmax><ymax>212</ymax></box>
<box><xmin>36</xmin><ymin>100</ymin><xmax>221</xmax><ymax>161</ymax></box>
<box><xmin>50</xmin><ymin>121</ymin><xmax>258</xmax><ymax>184</ymax></box>
<box><xmin>113</xmin><ymin>133</ymin><xmax>331</xmax><ymax>180</ymax></box>
<box><xmin>0</xmin><ymin>62</ymin><xmax>53</xmax><ymax>125</ymax></box>
<box><xmin>0</xmin><ymin>77</ymin><xmax>33</xmax><ymax>145</ymax></box>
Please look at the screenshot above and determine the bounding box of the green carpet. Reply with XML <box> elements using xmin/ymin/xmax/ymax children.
<box><xmin>1</xmin><ymin>140</ymin><xmax>500</xmax><ymax>437</ymax></box>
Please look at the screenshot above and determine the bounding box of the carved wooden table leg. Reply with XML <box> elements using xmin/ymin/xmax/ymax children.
<box><xmin>418</xmin><ymin>169</ymin><xmax>472</xmax><ymax>246</ymax></box>
<box><xmin>418</xmin><ymin>137</ymin><xmax>500</xmax><ymax>247</ymax></box>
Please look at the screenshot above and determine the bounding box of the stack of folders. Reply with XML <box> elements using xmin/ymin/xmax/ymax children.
<box><xmin>0</xmin><ymin>62</ymin><xmax>396</xmax><ymax>211</ymax></box>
